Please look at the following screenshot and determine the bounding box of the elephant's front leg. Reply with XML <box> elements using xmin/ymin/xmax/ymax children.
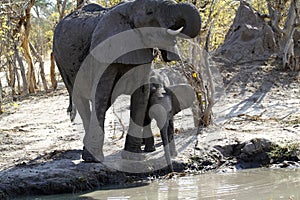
<box><xmin>143</xmin><ymin>115</ymin><xmax>156</xmax><ymax>152</ymax></box>
<box><xmin>122</xmin><ymin>85</ymin><xmax>150</xmax><ymax>161</ymax></box>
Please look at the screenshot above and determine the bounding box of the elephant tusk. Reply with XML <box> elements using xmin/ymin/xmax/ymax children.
<box><xmin>167</xmin><ymin>27</ymin><xmax>184</xmax><ymax>36</ymax></box>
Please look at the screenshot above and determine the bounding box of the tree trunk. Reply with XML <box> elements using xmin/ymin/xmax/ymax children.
<box><xmin>77</xmin><ymin>0</ymin><xmax>84</xmax><ymax>9</ymax></box>
<box><xmin>29</xmin><ymin>42</ymin><xmax>49</xmax><ymax>92</ymax></box>
<box><xmin>12</xmin><ymin>52</ymin><xmax>21</xmax><ymax>95</ymax></box>
<box><xmin>21</xmin><ymin>0</ymin><xmax>37</xmax><ymax>93</ymax></box>
<box><xmin>14</xmin><ymin>42</ymin><xmax>29</xmax><ymax>95</ymax></box>
<box><xmin>15</xmin><ymin>66</ymin><xmax>21</xmax><ymax>95</ymax></box>
<box><xmin>50</xmin><ymin>52</ymin><xmax>57</xmax><ymax>90</ymax></box>
<box><xmin>282</xmin><ymin>0</ymin><xmax>300</xmax><ymax>71</ymax></box>
<box><xmin>77</xmin><ymin>0</ymin><xmax>90</xmax><ymax>9</ymax></box>
<box><xmin>8</xmin><ymin>59</ymin><xmax>16</xmax><ymax>97</ymax></box>
<box><xmin>266</xmin><ymin>0</ymin><xmax>285</xmax><ymax>36</ymax></box>
<box><xmin>0</xmin><ymin>79</ymin><xmax>2</xmax><ymax>114</ymax></box>
<box><xmin>57</xmin><ymin>0</ymin><xmax>68</xmax><ymax>20</ymax></box>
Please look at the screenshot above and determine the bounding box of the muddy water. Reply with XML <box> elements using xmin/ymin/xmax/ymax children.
<box><xmin>29</xmin><ymin>168</ymin><xmax>300</xmax><ymax>200</ymax></box>
<box><xmin>80</xmin><ymin>169</ymin><xmax>300</xmax><ymax>200</ymax></box>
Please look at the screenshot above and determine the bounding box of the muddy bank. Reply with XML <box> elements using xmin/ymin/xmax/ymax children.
<box><xmin>1</xmin><ymin>136</ymin><xmax>300</xmax><ymax>199</ymax></box>
<box><xmin>0</xmin><ymin>62</ymin><xmax>300</xmax><ymax>199</ymax></box>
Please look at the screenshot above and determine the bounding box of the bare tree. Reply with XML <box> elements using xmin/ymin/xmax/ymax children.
<box><xmin>29</xmin><ymin>42</ymin><xmax>49</xmax><ymax>92</ymax></box>
<box><xmin>20</xmin><ymin>0</ymin><xmax>38</xmax><ymax>93</ymax></box>
<box><xmin>50</xmin><ymin>52</ymin><xmax>57</xmax><ymax>90</ymax></box>
<box><xmin>280</xmin><ymin>0</ymin><xmax>300</xmax><ymax>71</ymax></box>
<box><xmin>57</xmin><ymin>0</ymin><xmax>68</xmax><ymax>20</ymax></box>
<box><xmin>181</xmin><ymin>46</ymin><xmax>214</xmax><ymax>128</ymax></box>
<box><xmin>8</xmin><ymin>59</ymin><xmax>16</xmax><ymax>97</ymax></box>
<box><xmin>77</xmin><ymin>0</ymin><xmax>90</xmax><ymax>9</ymax></box>
<box><xmin>14</xmin><ymin>41</ymin><xmax>29</xmax><ymax>95</ymax></box>
<box><xmin>0</xmin><ymin>79</ymin><xmax>2</xmax><ymax>114</ymax></box>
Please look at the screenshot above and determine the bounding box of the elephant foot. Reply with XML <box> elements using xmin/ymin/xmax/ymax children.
<box><xmin>82</xmin><ymin>147</ymin><xmax>102</xmax><ymax>163</ymax></box>
<box><xmin>121</xmin><ymin>150</ymin><xmax>146</xmax><ymax>161</ymax></box>
<box><xmin>144</xmin><ymin>145</ymin><xmax>156</xmax><ymax>152</ymax></box>
<box><xmin>142</xmin><ymin>137</ymin><xmax>156</xmax><ymax>152</ymax></box>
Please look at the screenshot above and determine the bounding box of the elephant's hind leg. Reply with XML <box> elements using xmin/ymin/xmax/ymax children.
<box><xmin>73</xmin><ymin>94</ymin><xmax>91</xmax><ymax>133</ymax></box>
<box><xmin>83</xmin><ymin>66</ymin><xmax>119</xmax><ymax>162</ymax></box>
<box><xmin>72</xmin><ymin>95</ymin><xmax>101</xmax><ymax>162</ymax></box>
<box><xmin>83</xmin><ymin>105</ymin><xmax>105</xmax><ymax>162</ymax></box>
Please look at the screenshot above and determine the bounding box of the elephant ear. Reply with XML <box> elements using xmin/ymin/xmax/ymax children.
<box><xmin>166</xmin><ymin>84</ymin><xmax>195</xmax><ymax>115</ymax></box>
<box><xmin>160</xmin><ymin>46</ymin><xmax>181</xmax><ymax>62</ymax></box>
<box><xmin>89</xmin><ymin>4</ymin><xmax>154</xmax><ymax>64</ymax></box>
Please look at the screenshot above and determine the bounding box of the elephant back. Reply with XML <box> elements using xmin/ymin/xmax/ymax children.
<box><xmin>53</xmin><ymin>7</ymin><xmax>105</xmax><ymax>77</ymax></box>
<box><xmin>82</xmin><ymin>3</ymin><xmax>106</xmax><ymax>12</ymax></box>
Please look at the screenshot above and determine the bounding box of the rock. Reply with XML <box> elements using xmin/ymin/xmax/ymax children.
<box><xmin>214</xmin><ymin>144</ymin><xmax>234</xmax><ymax>157</ymax></box>
<box><xmin>213</xmin><ymin>138</ymin><xmax>274</xmax><ymax>168</ymax></box>
<box><xmin>241</xmin><ymin>138</ymin><xmax>272</xmax><ymax>155</ymax></box>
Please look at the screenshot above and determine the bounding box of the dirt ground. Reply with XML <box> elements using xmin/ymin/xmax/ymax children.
<box><xmin>0</xmin><ymin>61</ymin><xmax>300</xmax><ymax>198</ymax></box>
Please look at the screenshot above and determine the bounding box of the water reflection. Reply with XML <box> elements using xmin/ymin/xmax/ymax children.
<box><xmin>81</xmin><ymin>169</ymin><xmax>300</xmax><ymax>200</ymax></box>
<box><xmin>23</xmin><ymin>168</ymin><xmax>300</xmax><ymax>200</ymax></box>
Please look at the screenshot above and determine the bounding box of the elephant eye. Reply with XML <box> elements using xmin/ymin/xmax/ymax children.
<box><xmin>146</xmin><ymin>10</ymin><xmax>153</xmax><ymax>15</ymax></box>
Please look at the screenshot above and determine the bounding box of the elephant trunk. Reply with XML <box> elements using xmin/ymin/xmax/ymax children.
<box><xmin>161</xmin><ymin>125</ymin><xmax>174</xmax><ymax>172</ymax></box>
<box><xmin>163</xmin><ymin>3</ymin><xmax>201</xmax><ymax>38</ymax></box>
<box><xmin>175</xmin><ymin>3</ymin><xmax>201</xmax><ymax>38</ymax></box>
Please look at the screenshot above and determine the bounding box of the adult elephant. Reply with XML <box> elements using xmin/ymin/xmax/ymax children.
<box><xmin>53</xmin><ymin>0</ymin><xmax>201</xmax><ymax>162</ymax></box>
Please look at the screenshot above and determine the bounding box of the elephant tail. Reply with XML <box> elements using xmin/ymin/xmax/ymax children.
<box><xmin>70</xmin><ymin>104</ymin><xmax>77</xmax><ymax>122</ymax></box>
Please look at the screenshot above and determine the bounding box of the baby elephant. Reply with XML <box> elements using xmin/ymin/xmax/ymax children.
<box><xmin>143</xmin><ymin>80</ymin><xmax>195</xmax><ymax>171</ymax></box>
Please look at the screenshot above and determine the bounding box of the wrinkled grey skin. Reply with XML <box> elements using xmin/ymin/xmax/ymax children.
<box><xmin>81</xmin><ymin>3</ymin><xmax>106</xmax><ymax>12</ymax></box>
<box><xmin>142</xmin><ymin>68</ymin><xmax>195</xmax><ymax>171</ymax></box>
<box><xmin>53</xmin><ymin>0</ymin><xmax>201</xmax><ymax>162</ymax></box>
